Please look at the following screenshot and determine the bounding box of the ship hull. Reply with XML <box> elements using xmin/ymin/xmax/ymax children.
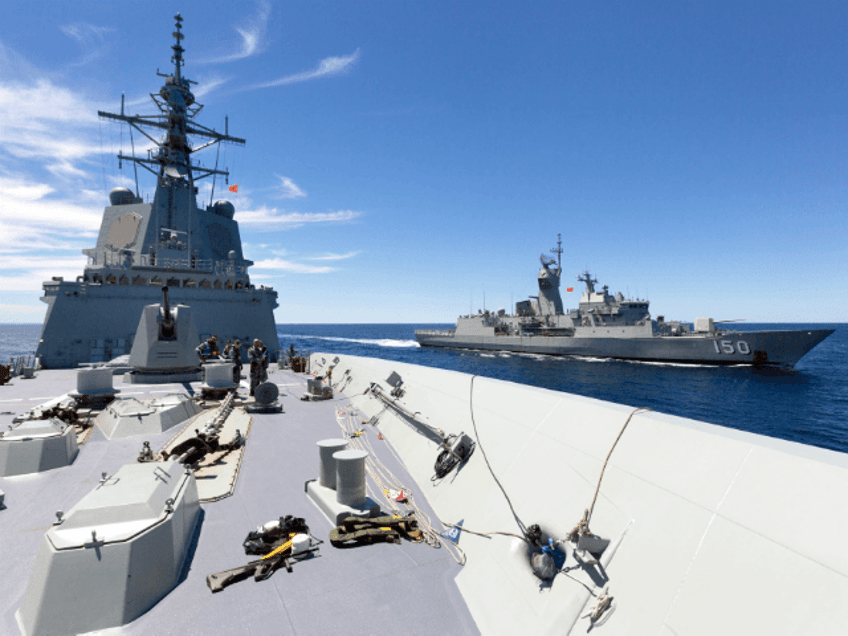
<box><xmin>36</xmin><ymin>280</ymin><xmax>279</xmax><ymax>368</ymax></box>
<box><xmin>415</xmin><ymin>328</ymin><xmax>835</xmax><ymax>367</ymax></box>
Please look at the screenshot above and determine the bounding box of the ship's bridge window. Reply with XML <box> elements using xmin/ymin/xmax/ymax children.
<box><xmin>167</xmin><ymin>278</ymin><xmax>180</xmax><ymax>287</ymax></box>
<box><xmin>213</xmin><ymin>280</ymin><xmax>222</xmax><ymax>290</ymax></box>
<box><xmin>132</xmin><ymin>276</ymin><xmax>146</xmax><ymax>286</ymax></box>
<box><xmin>199</xmin><ymin>280</ymin><xmax>211</xmax><ymax>289</ymax></box>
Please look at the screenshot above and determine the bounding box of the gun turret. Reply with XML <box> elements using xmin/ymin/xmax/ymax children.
<box><xmin>159</xmin><ymin>286</ymin><xmax>176</xmax><ymax>340</ymax></box>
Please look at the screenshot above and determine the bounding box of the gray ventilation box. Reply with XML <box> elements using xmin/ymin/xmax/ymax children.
<box><xmin>16</xmin><ymin>460</ymin><xmax>200</xmax><ymax>636</ymax></box>
<box><xmin>0</xmin><ymin>419</ymin><xmax>79</xmax><ymax>477</ymax></box>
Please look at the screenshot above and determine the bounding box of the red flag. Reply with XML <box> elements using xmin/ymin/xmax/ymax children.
<box><xmin>566</xmin><ymin>287</ymin><xmax>574</xmax><ymax>292</ymax></box>
<box><xmin>228</xmin><ymin>184</ymin><xmax>239</xmax><ymax>193</ymax></box>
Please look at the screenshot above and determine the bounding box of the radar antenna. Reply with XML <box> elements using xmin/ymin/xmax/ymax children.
<box><xmin>97</xmin><ymin>14</ymin><xmax>245</xmax><ymax>188</ymax></box>
<box><xmin>550</xmin><ymin>233</ymin><xmax>563</xmax><ymax>269</ymax></box>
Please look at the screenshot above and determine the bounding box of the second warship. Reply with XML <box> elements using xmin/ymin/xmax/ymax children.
<box><xmin>415</xmin><ymin>235</ymin><xmax>833</xmax><ymax>367</ymax></box>
<box><xmin>35</xmin><ymin>14</ymin><xmax>278</xmax><ymax>368</ymax></box>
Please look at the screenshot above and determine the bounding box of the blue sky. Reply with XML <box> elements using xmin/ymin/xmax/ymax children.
<box><xmin>0</xmin><ymin>1</ymin><xmax>845</xmax><ymax>323</ymax></box>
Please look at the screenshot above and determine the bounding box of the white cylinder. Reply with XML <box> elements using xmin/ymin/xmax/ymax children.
<box><xmin>204</xmin><ymin>362</ymin><xmax>235</xmax><ymax>387</ymax></box>
<box><xmin>317</xmin><ymin>439</ymin><xmax>348</xmax><ymax>489</ymax></box>
<box><xmin>334</xmin><ymin>449</ymin><xmax>368</xmax><ymax>508</ymax></box>
<box><xmin>76</xmin><ymin>368</ymin><xmax>114</xmax><ymax>394</ymax></box>
<box><xmin>291</xmin><ymin>533</ymin><xmax>311</xmax><ymax>557</ymax></box>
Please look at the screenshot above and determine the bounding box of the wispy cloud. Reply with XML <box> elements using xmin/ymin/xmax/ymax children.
<box><xmin>275</xmin><ymin>175</ymin><xmax>306</xmax><ymax>199</ymax></box>
<box><xmin>252</xmin><ymin>258</ymin><xmax>334</xmax><ymax>274</ymax></box>
<box><xmin>251</xmin><ymin>49</ymin><xmax>361</xmax><ymax>89</ymax></box>
<box><xmin>60</xmin><ymin>23</ymin><xmax>114</xmax><ymax>67</ymax></box>
<box><xmin>305</xmin><ymin>251</ymin><xmax>359</xmax><ymax>261</ymax></box>
<box><xmin>196</xmin><ymin>1</ymin><xmax>272</xmax><ymax>64</ymax></box>
<box><xmin>237</xmin><ymin>207</ymin><xmax>362</xmax><ymax>228</ymax></box>
<box><xmin>0</xmin><ymin>79</ymin><xmax>103</xmax><ymax>163</ymax></box>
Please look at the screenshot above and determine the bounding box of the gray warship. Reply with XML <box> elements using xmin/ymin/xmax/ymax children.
<box><xmin>4</xmin><ymin>16</ymin><xmax>848</xmax><ymax>636</ymax></box>
<box><xmin>35</xmin><ymin>14</ymin><xmax>278</xmax><ymax>369</ymax></box>
<box><xmin>416</xmin><ymin>235</ymin><xmax>833</xmax><ymax>366</ymax></box>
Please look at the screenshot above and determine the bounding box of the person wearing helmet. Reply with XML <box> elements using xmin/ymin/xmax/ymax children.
<box><xmin>196</xmin><ymin>335</ymin><xmax>220</xmax><ymax>362</ymax></box>
<box><xmin>228</xmin><ymin>339</ymin><xmax>243</xmax><ymax>384</ymax></box>
<box><xmin>247</xmin><ymin>338</ymin><xmax>268</xmax><ymax>396</ymax></box>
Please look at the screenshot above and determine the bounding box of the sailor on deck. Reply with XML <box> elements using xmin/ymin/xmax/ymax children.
<box><xmin>248</xmin><ymin>339</ymin><xmax>268</xmax><ymax>396</ymax></box>
<box><xmin>196</xmin><ymin>335</ymin><xmax>220</xmax><ymax>362</ymax></box>
<box><xmin>228</xmin><ymin>339</ymin><xmax>243</xmax><ymax>384</ymax></box>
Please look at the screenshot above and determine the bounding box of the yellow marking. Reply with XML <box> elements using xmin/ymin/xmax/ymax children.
<box><xmin>261</xmin><ymin>533</ymin><xmax>296</xmax><ymax>560</ymax></box>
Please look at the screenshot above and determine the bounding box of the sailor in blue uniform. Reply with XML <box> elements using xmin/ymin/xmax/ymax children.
<box><xmin>196</xmin><ymin>335</ymin><xmax>220</xmax><ymax>362</ymax></box>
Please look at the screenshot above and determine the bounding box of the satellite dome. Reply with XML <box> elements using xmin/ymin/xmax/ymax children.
<box><xmin>213</xmin><ymin>200</ymin><xmax>235</xmax><ymax>219</ymax></box>
<box><xmin>109</xmin><ymin>187</ymin><xmax>135</xmax><ymax>206</ymax></box>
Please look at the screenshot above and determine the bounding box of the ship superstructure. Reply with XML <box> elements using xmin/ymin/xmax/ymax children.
<box><xmin>36</xmin><ymin>14</ymin><xmax>278</xmax><ymax>368</ymax></box>
<box><xmin>416</xmin><ymin>235</ymin><xmax>833</xmax><ymax>366</ymax></box>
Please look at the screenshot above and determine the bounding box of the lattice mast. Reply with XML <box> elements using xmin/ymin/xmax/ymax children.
<box><xmin>98</xmin><ymin>14</ymin><xmax>244</xmax><ymax>233</ymax></box>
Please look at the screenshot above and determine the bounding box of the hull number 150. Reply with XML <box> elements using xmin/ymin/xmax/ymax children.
<box><xmin>713</xmin><ymin>340</ymin><xmax>750</xmax><ymax>355</ymax></box>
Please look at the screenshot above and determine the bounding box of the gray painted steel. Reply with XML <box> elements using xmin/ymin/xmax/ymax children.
<box><xmin>0</xmin><ymin>419</ymin><xmax>78</xmax><ymax>477</ymax></box>
<box><xmin>16</xmin><ymin>460</ymin><xmax>200</xmax><ymax>636</ymax></box>
<box><xmin>35</xmin><ymin>16</ymin><xmax>278</xmax><ymax>369</ymax></box>
<box><xmin>416</xmin><ymin>235</ymin><xmax>833</xmax><ymax>367</ymax></box>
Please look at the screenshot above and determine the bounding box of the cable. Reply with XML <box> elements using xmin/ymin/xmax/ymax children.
<box><xmin>468</xmin><ymin>374</ymin><xmax>530</xmax><ymax>541</ymax></box>
<box><xmin>586</xmin><ymin>406</ymin><xmax>652</xmax><ymax>525</ymax></box>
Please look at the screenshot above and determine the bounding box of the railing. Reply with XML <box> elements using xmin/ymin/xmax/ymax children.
<box><xmin>88</xmin><ymin>251</ymin><xmax>247</xmax><ymax>275</ymax></box>
<box><xmin>415</xmin><ymin>329</ymin><xmax>455</xmax><ymax>336</ymax></box>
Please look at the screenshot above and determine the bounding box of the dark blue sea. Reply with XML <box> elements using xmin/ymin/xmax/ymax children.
<box><xmin>4</xmin><ymin>323</ymin><xmax>846</xmax><ymax>454</ymax></box>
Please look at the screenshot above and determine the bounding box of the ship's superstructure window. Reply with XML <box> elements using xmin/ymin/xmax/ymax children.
<box><xmin>213</xmin><ymin>280</ymin><xmax>222</xmax><ymax>290</ymax></box>
<box><xmin>119</xmin><ymin>276</ymin><xmax>129</xmax><ymax>285</ymax></box>
<box><xmin>199</xmin><ymin>280</ymin><xmax>211</xmax><ymax>289</ymax></box>
<box><xmin>133</xmin><ymin>276</ymin><xmax>146</xmax><ymax>286</ymax></box>
<box><xmin>167</xmin><ymin>278</ymin><xmax>180</xmax><ymax>287</ymax></box>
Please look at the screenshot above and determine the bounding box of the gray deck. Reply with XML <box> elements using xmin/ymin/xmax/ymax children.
<box><xmin>0</xmin><ymin>367</ymin><xmax>478</xmax><ymax>635</ymax></box>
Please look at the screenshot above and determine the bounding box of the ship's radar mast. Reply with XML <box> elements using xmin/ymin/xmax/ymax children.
<box><xmin>97</xmin><ymin>14</ymin><xmax>245</xmax><ymax>194</ymax></box>
<box><xmin>550</xmin><ymin>233</ymin><xmax>563</xmax><ymax>269</ymax></box>
<box><xmin>578</xmin><ymin>270</ymin><xmax>597</xmax><ymax>295</ymax></box>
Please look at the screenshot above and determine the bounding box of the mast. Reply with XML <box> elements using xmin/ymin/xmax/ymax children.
<box><xmin>97</xmin><ymin>14</ymin><xmax>245</xmax><ymax>206</ymax></box>
<box><xmin>550</xmin><ymin>233</ymin><xmax>563</xmax><ymax>270</ymax></box>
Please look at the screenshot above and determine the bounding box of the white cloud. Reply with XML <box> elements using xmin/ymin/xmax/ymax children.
<box><xmin>0</xmin><ymin>79</ymin><xmax>106</xmax><ymax>167</ymax></box>
<box><xmin>305</xmin><ymin>251</ymin><xmax>359</xmax><ymax>261</ymax></box>
<box><xmin>252</xmin><ymin>258</ymin><xmax>334</xmax><ymax>274</ymax></box>
<box><xmin>251</xmin><ymin>49</ymin><xmax>360</xmax><ymax>89</ymax></box>
<box><xmin>237</xmin><ymin>207</ymin><xmax>362</xmax><ymax>228</ymax></box>
<box><xmin>196</xmin><ymin>1</ymin><xmax>272</xmax><ymax>64</ymax></box>
<box><xmin>275</xmin><ymin>175</ymin><xmax>306</xmax><ymax>199</ymax></box>
<box><xmin>60</xmin><ymin>23</ymin><xmax>114</xmax><ymax>67</ymax></box>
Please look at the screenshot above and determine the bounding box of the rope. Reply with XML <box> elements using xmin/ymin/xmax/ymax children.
<box><xmin>335</xmin><ymin>406</ymin><xmax>466</xmax><ymax>565</ymax></box>
<box><xmin>468</xmin><ymin>375</ymin><xmax>530</xmax><ymax>541</ymax></box>
<box><xmin>586</xmin><ymin>407</ymin><xmax>652</xmax><ymax>525</ymax></box>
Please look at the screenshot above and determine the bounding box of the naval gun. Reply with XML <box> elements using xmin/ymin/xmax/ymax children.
<box><xmin>125</xmin><ymin>286</ymin><xmax>202</xmax><ymax>383</ymax></box>
<box><xmin>159</xmin><ymin>286</ymin><xmax>176</xmax><ymax>341</ymax></box>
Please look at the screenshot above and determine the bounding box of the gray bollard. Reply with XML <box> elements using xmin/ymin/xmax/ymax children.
<box><xmin>333</xmin><ymin>449</ymin><xmax>368</xmax><ymax>508</ymax></box>
<box><xmin>317</xmin><ymin>439</ymin><xmax>348</xmax><ymax>489</ymax></box>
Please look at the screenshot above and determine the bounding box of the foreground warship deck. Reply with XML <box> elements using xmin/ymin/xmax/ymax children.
<box><xmin>0</xmin><ymin>364</ymin><xmax>477</xmax><ymax>635</ymax></box>
<box><xmin>2</xmin><ymin>354</ymin><xmax>848</xmax><ymax>635</ymax></box>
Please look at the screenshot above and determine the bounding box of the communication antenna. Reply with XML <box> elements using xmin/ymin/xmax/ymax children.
<box><xmin>550</xmin><ymin>233</ymin><xmax>563</xmax><ymax>268</ymax></box>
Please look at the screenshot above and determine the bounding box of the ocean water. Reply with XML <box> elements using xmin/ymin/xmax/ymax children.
<box><xmin>4</xmin><ymin>323</ymin><xmax>847</xmax><ymax>453</ymax></box>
